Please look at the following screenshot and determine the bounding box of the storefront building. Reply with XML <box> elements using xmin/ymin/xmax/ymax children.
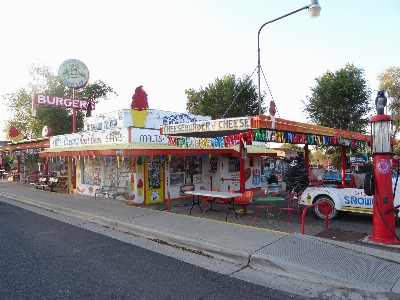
<box><xmin>39</xmin><ymin>109</ymin><xmax>276</xmax><ymax>203</ymax></box>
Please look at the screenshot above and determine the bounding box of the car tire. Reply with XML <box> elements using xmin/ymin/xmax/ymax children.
<box><xmin>314</xmin><ymin>195</ymin><xmax>337</xmax><ymax>220</ymax></box>
<box><xmin>364</xmin><ymin>172</ymin><xmax>375</xmax><ymax>196</ymax></box>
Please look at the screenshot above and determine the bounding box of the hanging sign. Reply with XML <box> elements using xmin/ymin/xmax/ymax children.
<box><xmin>58</xmin><ymin>59</ymin><xmax>90</xmax><ymax>88</ymax></box>
<box><xmin>33</xmin><ymin>94</ymin><xmax>95</xmax><ymax>110</ymax></box>
<box><xmin>162</xmin><ymin>117</ymin><xmax>251</xmax><ymax>135</ymax></box>
<box><xmin>50</xmin><ymin>127</ymin><xmax>129</xmax><ymax>148</ymax></box>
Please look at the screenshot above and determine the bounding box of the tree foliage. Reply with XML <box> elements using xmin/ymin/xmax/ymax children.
<box><xmin>378</xmin><ymin>66</ymin><xmax>400</xmax><ymax>153</ymax></box>
<box><xmin>302</xmin><ymin>63</ymin><xmax>373</xmax><ymax>134</ymax></box>
<box><xmin>2</xmin><ymin>64</ymin><xmax>117</xmax><ymax>139</ymax></box>
<box><xmin>280</xmin><ymin>143</ymin><xmax>303</xmax><ymax>151</ymax></box>
<box><xmin>285</xmin><ymin>151</ymin><xmax>309</xmax><ymax>193</ymax></box>
<box><xmin>185</xmin><ymin>74</ymin><xmax>265</xmax><ymax>119</ymax></box>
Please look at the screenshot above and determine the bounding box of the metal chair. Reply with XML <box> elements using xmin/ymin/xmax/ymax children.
<box><xmin>95</xmin><ymin>178</ymin><xmax>114</xmax><ymax>199</ymax></box>
<box><xmin>99</xmin><ymin>178</ymin><xmax>114</xmax><ymax>193</ymax></box>
<box><xmin>115</xmin><ymin>179</ymin><xmax>128</xmax><ymax>196</ymax></box>
<box><xmin>278</xmin><ymin>191</ymin><xmax>301</xmax><ymax>224</ymax></box>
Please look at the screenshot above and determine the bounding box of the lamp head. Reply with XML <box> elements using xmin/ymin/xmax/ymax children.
<box><xmin>308</xmin><ymin>0</ymin><xmax>321</xmax><ymax>18</ymax></box>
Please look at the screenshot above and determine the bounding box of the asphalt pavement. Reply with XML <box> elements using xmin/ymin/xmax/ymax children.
<box><xmin>1</xmin><ymin>179</ymin><xmax>400</xmax><ymax>296</ymax></box>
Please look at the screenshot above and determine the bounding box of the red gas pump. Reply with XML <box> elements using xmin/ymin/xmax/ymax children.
<box><xmin>366</xmin><ymin>91</ymin><xmax>399</xmax><ymax>245</ymax></box>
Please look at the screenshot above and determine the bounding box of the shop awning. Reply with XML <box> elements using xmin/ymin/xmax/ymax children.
<box><xmin>39</xmin><ymin>142</ymin><xmax>236</xmax><ymax>157</ymax></box>
<box><xmin>39</xmin><ymin>142</ymin><xmax>278</xmax><ymax>158</ymax></box>
<box><xmin>0</xmin><ymin>138</ymin><xmax>50</xmax><ymax>152</ymax></box>
<box><xmin>228</xmin><ymin>145</ymin><xmax>278</xmax><ymax>157</ymax></box>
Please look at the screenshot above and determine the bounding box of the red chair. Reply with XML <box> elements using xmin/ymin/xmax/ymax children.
<box><xmin>278</xmin><ymin>191</ymin><xmax>301</xmax><ymax>224</ymax></box>
<box><xmin>235</xmin><ymin>190</ymin><xmax>254</xmax><ymax>216</ymax></box>
<box><xmin>218</xmin><ymin>189</ymin><xmax>236</xmax><ymax>204</ymax></box>
<box><xmin>202</xmin><ymin>188</ymin><xmax>219</xmax><ymax>211</ymax></box>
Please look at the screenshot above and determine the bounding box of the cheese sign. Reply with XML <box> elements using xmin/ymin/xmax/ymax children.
<box><xmin>34</xmin><ymin>94</ymin><xmax>95</xmax><ymax>110</ymax></box>
<box><xmin>162</xmin><ymin>117</ymin><xmax>251</xmax><ymax>135</ymax></box>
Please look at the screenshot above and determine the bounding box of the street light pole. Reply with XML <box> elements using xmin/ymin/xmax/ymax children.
<box><xmin>257</xmin><ymin>0</ymin><xmax>321</xmax><ymax>115</ymax></box>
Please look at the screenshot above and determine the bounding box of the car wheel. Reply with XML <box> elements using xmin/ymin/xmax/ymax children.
<box><xmin>364</xmin><ymin>172</ymin><xmax>375</xmax><ymax>196</ymax></box>
<box><xmin>314</xmin><ymin>196</ymin><xmax>337</xmax><ymax>219</ymax></box>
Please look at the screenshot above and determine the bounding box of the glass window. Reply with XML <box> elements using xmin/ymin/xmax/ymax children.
<box><xmin>169</xmin><ymin>155</ymin><xmax>202</xmax><ymax>183</ymax></box>
<box><xmin>228</xmin><ymin>157</ymin><xmax>240</xmax><ymax>172</ymax></box>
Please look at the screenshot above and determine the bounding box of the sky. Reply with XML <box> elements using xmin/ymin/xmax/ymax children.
<box><xmin>1</xmin><ymin>0</ymin><xmax>399</xmax><ymax>140</ymax></box>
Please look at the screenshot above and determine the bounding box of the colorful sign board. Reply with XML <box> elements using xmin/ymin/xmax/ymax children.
<box><xmin>58</xmin><ymin>59</ymin><xmax>90</xmax><ymax>88</ymax></box>
<box><xmin>33</xmin><ymin>94</ymin><xmax>95</xmax><ymax>110</ymax></box>
<box><xmin>50</xmin><ymin>128</ymin><xmax>129</xmax><ymax>148</ymax></box>
<box><xmin>161</xmin><ymin>117</ymin><xmax>251</xmax><ymax>135</ymax></box>
<box><xmin>349</xmin><ymin>156</ymin><xmax>366</xmax><ymax>166</ymax></box>
<box><xmin>131</xmin><ymin>128</ymin><xmax>167</xmax><ymax>143</ymax></box>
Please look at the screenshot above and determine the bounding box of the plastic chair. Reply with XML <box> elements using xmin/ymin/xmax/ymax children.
<box><xmin>202</xmin><ymin>188</ymin><xmax>219</xmax><ymax>211</ymax></box>
<box><xmin>278</xmin><ymin>191</ymin><xmax>301</xmax><ymax>224</ymax></box>
<box><xmin>217</xmin><ymin>189</ymin><xmax>235</xmax><ymax>204</ymax></box>
<box><xmin>235</xmin><ymin>190</ymin><xmax>254</xmax><ymax>216</ymax></box>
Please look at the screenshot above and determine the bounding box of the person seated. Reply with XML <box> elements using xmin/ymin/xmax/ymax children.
<box><xmin>268</xmin><ymin>175</ymin><xmax>279</xmax><ymax>185</ymax></box>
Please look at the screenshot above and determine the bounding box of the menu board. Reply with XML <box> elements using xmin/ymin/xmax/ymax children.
<box><xmin>148</xmin><ymin>160</ymin><xmax>161</xmax><ymax>189</ymax></box>
<box><xmin>210</xmin><ymin>157</ymin><xmax>218</xmax><ymax>173</ymax></box>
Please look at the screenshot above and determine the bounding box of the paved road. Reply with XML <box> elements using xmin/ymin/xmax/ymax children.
<box><xmin>0</xmin><ymin>200</ymin><xmax>302</xmax><ymax>300</ymax></box>
<box><xmin>1</xmin><ymin>181</ymin><xmax>399</xmax><ymax>299</ymax></box>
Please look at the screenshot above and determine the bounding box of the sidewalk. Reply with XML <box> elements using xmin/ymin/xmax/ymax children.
<box><xmin>1</xmin><ymin>180</ymin><xmax>400</xmax><ymax>295</ymax></box>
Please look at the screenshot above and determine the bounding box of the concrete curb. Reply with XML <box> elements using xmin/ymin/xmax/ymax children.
<box><xmin>310</xmin><ymin>236</ymin><xmax>400</xmax><ymax>264</ymax></box>
<box><xmin>0</xmin><ymin>192</ymin><xmax>251</xmax><ymax>266</ymax></box>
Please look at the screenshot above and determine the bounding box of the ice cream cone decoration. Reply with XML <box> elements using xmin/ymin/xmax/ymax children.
<box><xmin>42</xmin><ymin>125</ymin><xmax>51</xmax><ymax>138</ymax></box>
<box><xmin>9</xmin><ymin>126</ymin><xmax>23</xmax><ymax>142</ymax></box>
<box><xmin>137</xmin><ymin>179</ymin><xmax>143</xmax><ymax>196</ymax></box>
<box><xmin>130</xmin><ymin>174</ymin><xmax>135</xmax><ymax>190</ymax></box>
<box><xmin>130</xmin><ymin>85</ymin><xmax>149</xmax><ymax>127</ymax></box>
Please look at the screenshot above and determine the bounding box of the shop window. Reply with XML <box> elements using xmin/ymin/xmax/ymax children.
<box><xmin>83</xmin><ymin>157</ymin><xmax>102</xmax><ymax>186</ymax></box>
<box><xmin>228</xmin><ymin>157</ymin><xmax>240</xmax><ymax>172</ymax></box>
<box><xmin>169</xmin><ymin>155</ymin><xmax>202</xmax><ymax>184</ymax></box>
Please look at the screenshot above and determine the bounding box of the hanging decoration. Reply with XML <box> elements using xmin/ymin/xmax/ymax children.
<box><xmin>166</xmin><ymin>128</ymin><xmax>368</xmax><ymax>150</ymax></box>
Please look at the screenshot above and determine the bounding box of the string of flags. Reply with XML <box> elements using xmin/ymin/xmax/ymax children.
<box><xmin>167</xmin><ymin>129</ymin><xmax>367</xmax><ymax>149</ymax></box>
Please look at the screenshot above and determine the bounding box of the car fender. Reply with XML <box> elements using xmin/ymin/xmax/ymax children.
<box><xmin>300</xmin><ymin>186</ymin><xmax>343</xmax><ymax>209</ymax></box>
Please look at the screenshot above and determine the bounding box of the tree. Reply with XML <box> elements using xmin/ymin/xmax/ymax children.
<box><xmin>378</xmin><ymin>67</ymin><xmax>400</xmax><ymax>153</ymax></box>
<box><xmin>285</xmin><ymin>151</ymin><xmax>309</xmax><ymax>193</ymax></box>
<box><xmin>185</xmin><ymin>74</ymin><xmax>265</xmax><ymax>119</ymax></box>
<box><xmin>281</xmin><ymin>143</ymin><xmax>303</xmax><ymax>151</ymax></box>
<box><xmin>302</xmin><ymin>63</ymin><xmax>373</xmax><ymax>134</ymax></box>
<box><xmin>2</xmin><ymin>64</ymin><xmax>117</xmax><ymax>139</ymax></box>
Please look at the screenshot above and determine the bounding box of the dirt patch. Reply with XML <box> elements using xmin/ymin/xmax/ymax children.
<box><xmin>314</xmin><ymin>228</ymin><xmax>368</xmax><ymax>243</ymax></box>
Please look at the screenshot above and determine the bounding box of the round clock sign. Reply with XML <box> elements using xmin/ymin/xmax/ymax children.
<box><xmin>377</xmin><ymin>158</ymin><xmax>390</xmax><ymax>174</ymax></box>
<box><xmin>58</xmin><ymin>59</ymin><xmax>89</xmax><ymax>88</ymax></box>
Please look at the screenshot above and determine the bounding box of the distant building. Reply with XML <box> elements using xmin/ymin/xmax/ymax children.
<box><xmin>271</xmin><ymin>148</ymin><xmax>298</xmax><ymax>160</ymax></box>
<box><xmin>0</xmin><ymin>140</ymin><xmax>11</xmax><ymax>147</ymax></box>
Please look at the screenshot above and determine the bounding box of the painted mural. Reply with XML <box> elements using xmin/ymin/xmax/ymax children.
<box><xmin>105</xmin><ymin>157</ymin><xmax>130</xmax><ymax>184</ymax></box>
<box><xmin>162</xmin><ymin>113</ymin><xmax>199</xmax><ymax>125</ymax></box>
<box><xmin>145</xmin><ymin>156</ymin><xmax>164</xmax><ymax>204</ymax></box>
<box><xmin>83</xmin><ymin>157</ymin><xmax>102</xmax><ymax>186</ymax></box>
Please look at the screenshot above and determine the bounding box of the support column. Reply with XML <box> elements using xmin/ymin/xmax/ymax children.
<box><xmin>239</xmin><ymin>140</ymin><xmax>245</xmax><ymax>193</ymax></box>
<box><xmin>304</xmin><ymin>144</ymin><xmax>309</xmax><ymax>180</ymax></box>
<box><xmin>17</xmin><ymin>155</ymin><xmax>21</xmax><ymax>173</ymax></box>
<box><xmin>341</xmin><ymin>146</ymin><xmax>346</xmax><ymax>186</ymax></box>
